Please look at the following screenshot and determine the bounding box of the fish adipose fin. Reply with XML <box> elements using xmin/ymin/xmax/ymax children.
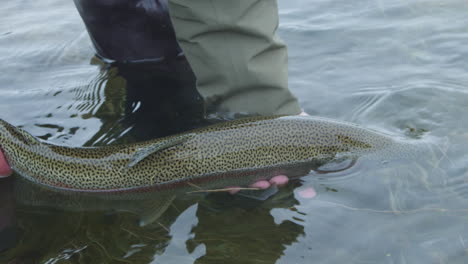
<box><xmin>127</xmin><ymin>134</ymin><xmax>194</xmax><ymax>168</ymax></box>
<box><xmin>137</xmin><ymin>195</ymin><xmax>177</xmax><ymax>227</ymax></box>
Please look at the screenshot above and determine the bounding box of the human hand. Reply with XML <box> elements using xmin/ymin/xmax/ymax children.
<box><xmin>0</xmin><ymin>150</ymin><xmax>12</xmax><ymax>178</ymax></box>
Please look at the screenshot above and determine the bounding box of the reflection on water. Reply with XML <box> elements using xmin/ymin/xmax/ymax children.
<box><xmin>2</xmin><ymin>0</ymin><xmax>468</xmax><ymax>263</ymax></box>
<box><xmin>5</xmin><ymin>178</ymin><xmax>305</xmax><ymax>263</ymax></box>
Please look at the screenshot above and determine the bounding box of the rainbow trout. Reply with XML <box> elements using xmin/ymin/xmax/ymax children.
<box><xmin>0</xmin><ymin>115</ymin><xmax>415</xmax><ymax>194</ymax></box>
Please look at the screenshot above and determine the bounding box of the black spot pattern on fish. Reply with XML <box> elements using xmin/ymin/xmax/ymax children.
<box><xmin>0</xmin><ymin>116</ymin><xmax>401</xmax><ymax>191</ymax></box>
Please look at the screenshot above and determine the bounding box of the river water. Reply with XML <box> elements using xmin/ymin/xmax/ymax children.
<box><xmin>1</xmin><ymin>0</ymin><xmax>468</xmax><ymax>263</ymax></box>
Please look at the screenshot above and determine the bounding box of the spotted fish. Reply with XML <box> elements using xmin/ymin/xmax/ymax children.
<box><xmin>0</xmin><ymin>115</ymin><xmax>418</xmax><ymax>195</ymax></box>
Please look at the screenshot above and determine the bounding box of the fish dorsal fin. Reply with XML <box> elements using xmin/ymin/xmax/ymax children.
<box><xmin>127</xmin><ymin>133</ymin><xmax>194</xmax><ymax>168</ymax></box>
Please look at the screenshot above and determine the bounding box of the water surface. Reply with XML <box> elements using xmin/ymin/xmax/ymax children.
<box><xmin>1</xmin><ymin>0</ymin><xmax>468</xmax><ymax>263</ymax></box>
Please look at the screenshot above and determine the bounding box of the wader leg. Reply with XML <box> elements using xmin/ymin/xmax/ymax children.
<box><xmin>167</xmin><ymin>0</ymin><xmax>301</xmax><ymax>116</ymax></box>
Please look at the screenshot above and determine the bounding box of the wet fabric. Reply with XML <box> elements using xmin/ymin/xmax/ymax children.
<box><xmin>73</xmin><ymin>0</ymin><xmax>181</xmax><ymax>62</ymax></box>
<box><xmin>114</xmin><ymin>58</ymin><xmax>206</xmax><ymax>140</ymax></box>
<box><xmin>167</xmin><ymin>0</ymin><xmax>301</xmax><ymax>116</ymax></box>
<box><xmin>80</xmin><ymin>57</ymin><xmax>206</xmax><ymax>143</ymax></box>
<box><xmin>73</xmin><ymin>0</ymin><xmax>301</xmax><ymax>117</ymax></box>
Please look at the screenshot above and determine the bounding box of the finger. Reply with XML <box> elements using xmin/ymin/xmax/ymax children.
<box><xmin>227</xmin><ymin>187</ymin><xmax>241</xmax><ymax>194</ymax></box>
<box><xmin>297</xmin><ymin>186</ymin><xmax>317</xmax><ymax>199</ymax></box>
<box><xmin>269</xmin><ymin>175</ymin><xmax>289</xmax><ymax>186</ymax></box>
<box><xmin>249</xmin><ymin>180</ymin><xmax>271</xmax><ymax>189</ymax></box>
<box><xmin>0</xmin><ymin>150</ymin><xmax>12</xmax><ymax>178</ymax></box>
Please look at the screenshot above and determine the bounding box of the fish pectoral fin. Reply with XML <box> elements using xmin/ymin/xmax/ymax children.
<box><xmin>127</xmin><ymin>134</ymin><xmax>194</xmax><ymax>168</ymax></box>
<box><xmin>137</xmin><ymin>195</ymin><xmax>177</xmax><ymax>227</ymax></box>
<box><xmin>314</xmin><ymin>156</ymin><xmax>357</xmax><ymax>174</ymax></box>
<box><xmin>238</xmin><ymin>185</ymin><xmax>279</xmax><ymax>201</ymax></box>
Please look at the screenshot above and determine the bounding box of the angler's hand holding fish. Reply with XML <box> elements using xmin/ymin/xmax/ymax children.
<box><xmin>0</xmin><ymin>150</ymin><xmax>12</xmax><ymax>178</ymax></box>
